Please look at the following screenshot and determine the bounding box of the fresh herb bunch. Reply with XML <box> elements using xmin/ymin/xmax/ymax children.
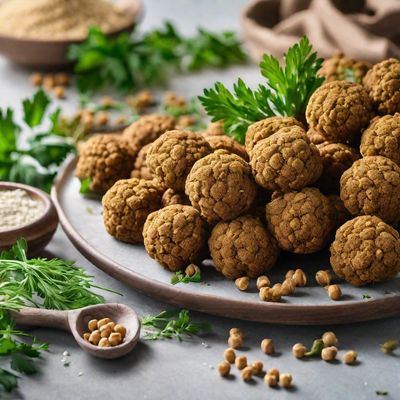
<box><xmin>0</xmin><ymin>239</ymin><xmax>113</xmax><ymax>392</ymax></box>
<box><xmin>170</xmin><ymin>269</ymin><xmax>202</xmax><ymax>285</ymax></box>
<box><xmin>199</xmin><ymin>37</ymin><xmax>325</xmax><ymax>143</ymax></box>
<box><xmin>141</xmin><ymin>309</ymin><xmax>210</xmax><ymax>340</ymax></box>
<box><xmin>68</xmin><ymin>22</ymin><xmax>247</xmax><ymax>93</ymax></box>
<box><xmin>0</xmin><ymin>90</ymin><xmax>75</xmax><ymax>192</ymax></box>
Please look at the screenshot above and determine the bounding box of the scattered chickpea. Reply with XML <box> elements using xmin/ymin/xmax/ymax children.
<box><xmin>292</xmin><ymin>269</ymin><xmax>307</xmax><ymax>287</ymax></box>
<box><xmin>261</xmin><ymin>338</ymin><xmax>275</xmax><ymax>355</ymax></box>
<box><xmin>285</xmin><ymin>270</ymin><xmax>295</xmax><ymax>280</ymax></box>
<box><xmin>224</xmin><ymin>348</ymin><xmax>236</xmax><ymax>364</ymax></box>
<box><xmin>256</xmin><ymin>275</ymin><xmax>270</xmax><ymax>289</ymax></box>
<box><xmin>88</xmin><ymin>330</ymin><xmax>101</xmax><ymax>345</ymax></box>
<box><xmin>30</xmin><ymin>73</ymin><xmax>43</xmax><ymax>86</ymax></box>
<box><xmin>240</xmin><ymin>366</ymin><xmax>253</xmax><ymax>382</ymax></box>
<box><xmin>83</xmin><ymin>332</ymin><xmax>90</xmax><ymax>341</ymax></box>
<box><xmin>109</xmin><ymin>332</ymin><xmax>122</xmax><ymax>346</ymax></box>
<box><xmin>97</xmin><ymin>318</ymin><xmax>112</xmax><ymax>328</ymax></box>
<box><xmin>292</xmin><ymin>343</ymin><xmax>307</xmax><ymax>359</ymax></box>
<box><xmin>271</xmin><ymin>283</ymin><xmax>282</xmax><ymax>295</ymax></box>
<box><xmin>281</xmin><ymin>278</ymin><xmax>296</xmax><ymax>296</ymax></box>
<box><xmin>229</xmin><ymin>328</ymin><xmax>244</xmax><ymax>338</ymax></box>
<box><xmin>53</xmin><ymin>86</ymin><xmax>65</xmax><ymax>99</ymax></box>
<box><xmin>327</xmin><ymin>284</ymin><xmax>342</xmax><ymax>300</ymax></box>
<box><xmin>321</xmin><ymin>346</ymin><xmax>338</xmax><ymax>361</ymax></box>
<box><xmin>43</xmin><ymin>75</ymin><xmax>55</xmax><ymax>89</ymax></box>
<box><xmin>235</xmin><ymin>355</ymin><xmax>247</xmax><ymax>370</ymax></box>
<box><xmin>96</xmin><ymin>112</ymin><xmax>109</xmax><ymax>126</ymax></box>
<box><xmin>114</xmin><ymin>115</ymin><xmax>127</xmax><ymax>125</ymax></box>
<box><xmin>235</xmin><ymin>277</ymin><xmax>249</xmax><ymax>291</ymax></box>
<box><xmin>251</xmin><ymin>360</ymin><xmax>263</xmax><ymax>375</ymax></box>
<box><xmin>185</xmin><ymin>264</ymin><xmax>200</xmax><ymax>277</ymax></box>
<box><xmin>54</xmin><ymin>73</ymin><xmax>70</xmax><ymax>87</ymax></box>
<box><xmin>259</xmin><ymin>287</ymin><xmax>281</xmax><ymax>302</ymax></box>
<box><xmin>228</xmin><ymin>334</ymin><xmax>243</xmax><ymax>349</ymax></box>
<box><xmin>322</xmin><ymin>331</ymin><xmax>338</xmax><ymax>347</ymax></box>
<box><xmin>315</xmin><ymin>270</ymin><xmax>332</xmax><ymax>286</ymax></box>
<box><xmin>267</xmin><ymin>368</ymin><xmax>280</xmax><ymax>380</ymax></box>
<box><xmin>381</xmin><ymin>339</ymin><xmax>398</xmax><ymax>354</ymax></box>
<box><xmin>100</xmin><ymin>96</ymin><xmax>114</xmax><ymax>108</ymax></box>
<box><xmin>82</xmin><ymin>113</ymin><xmax>94</xmax><ymax>131</ymax></box>
<box><xmin>114</xmin><ymin>324</ymin><xmax>127</xmax><ymax>338</ymax></box>
<box><xmin>218</xmin><ymin>361</ymin><xmax>231</xmax><ymax>377</ymax></box>
<box><xmin>343</xmin><ymin>350</ymin><xmax>358</xmax><ymax>364</ymax></box>
<box><xmin>176</xmin><ymin>115</ymin><xmax>196</xmax><ymax>128</ymax></box>
<box><xmin>264</xmin><ymin>373</ymin><xmax>278</xmax><ymax>387</ymax></box>
<box><xmin>88</xmin><ymin>319</ymin><xmax>98</xmax><ymax>332</ymax></box>
<box><xmin>98</xmin><ymin>337</ymin><xmax>111</xmax><ymax>347</ymax></box>
<box><xmin>280</xmin><ymin>373</ymin><xmax>293</xmax><ymax>388</ymax></box>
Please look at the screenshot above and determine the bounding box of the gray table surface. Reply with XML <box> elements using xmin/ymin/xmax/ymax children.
<box><xmin>0</xmin><ymin>1</ymin><xmax>399</xmax><ymax>399</ymax></box>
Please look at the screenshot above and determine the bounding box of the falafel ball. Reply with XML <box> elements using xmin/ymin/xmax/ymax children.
<box><xmin>330</xmin><ymin>215</ymin><xmax>400</xmax><ymax>286</ymax></box>
<box><xmin>203</xmin><ymin>120</ymin><xmax>225</xmax><ymax>137</ymax></box>
<box><xmin>307</xmin><ymin>128</ymin><xmax>327</xmax><ymax>145</ymax></box>
<box><xmin>316</xmin><ymin>142</ymin><xmax>360</xmax><ymax>193</ymax></box>
<box><xmin>143</xmin><ymin>205</ymin><xmax>205</xmax><ymax>271</ymax></box>
<box><xmin>245</xmin><ymin>116</ymin><xmax>304</xmax><ymax>154</ymax></box>
<box><xmin>75</xmin><ymin>134</ymin><xmax>134</xmax><ymax>194</ymax></box>
<box><xmin>266</xmin><ymin>188</ymin><xmax>332</xmax><ymax>254</ymax></box>
<box><xmin>340</xmin><ymin>156</ymin><xmax>400</xmax><ymax>225</ymax></box>
<box><xmin>147</xmin><ymin>130</ymin><xmax>212</xmax><ymax>191</ymax></box>
<box><xmin>162</xmin><ymin>188</ymin><xmax>190</xmax><ymax>207</ymax></box>
<box><xmin>250</xmin><ymin>127</ymin><xmax>322</xmax><ymax>192</ymax></box>
<box><xmin>327</xmin><ymin>194</ymin><xmax>351</xmax><ymax>231</ymax></box>
<box><xmin>363</xmin><ymin>58</ymin><xmax>400</xmax><ymax>115</ymax></box>
<box><xmin>102</xmin><ymin>178</ymin><xmax>163</xmax><ymax>243</ymax></box>
<box><xmin>185</xmin><ymin>150</ymin><xmax>257</xmax><ymax>224</ymax></box>
<box><xmin>208</xmin><ymin>215</ymin><xmax>279</xmax><ymax>279</ymax></box>
<box><xmin>122</xmin><ymin>114</ymin><xmax>176</xmax><ymax>156</ymax></box>
<box><xmin>360</xmin><ymin>114</ymin><xmax>400</xmax><ymax>164</ymax></box>
<box><xmin>130</xmin><ymin>143</ymin><xmax>153</xmax><ymax>180</ymax></box>
<box><xmin>205</xmin><ymin>134</ymin><xmax>248</xmax><ymax>160</ymax></box>
<box><xmin>306</xmin><ymin>80</ymin><xmax>373</xmax><ymax>144</ymax></box>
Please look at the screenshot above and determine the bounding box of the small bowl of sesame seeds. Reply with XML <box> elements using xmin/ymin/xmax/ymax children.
<box><xmin>0</xmin><ymin>182</ymin><xmax>58</xmax><ymax>254</ymax></box>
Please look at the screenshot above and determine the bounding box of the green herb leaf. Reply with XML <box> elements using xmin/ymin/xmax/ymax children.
<box><xmin>171</xmin><ymin>270</ymin><xmax>201</xmax><ymax>285</ymax></box>
<box><xmin>80</xmin><ymin>177</ymin><xmax>92</xmax><ymax>194</ymax></box>
<box><xmin>0</xmin><ymin>109</ymin><xmax>20</xmax><ymax>156</ymax></box>
<box><xmin>376</xmin><ymin>391</ymin><xmax>388</xmax><ymax>396</ymax></box>
<box><xmin>22</xmin><ymin>89</ymin><xmax>51</xmax><ymax>128</ymax></box>
<box><xmin>305</xmin><ymin>339</ymin><xmax>324</xmax><ymax>357</ymax></box>
<box><xmin>363</xmin><ymin>294</ymin><xmax>371</xmax><ymax>299</ymax></box>
<box><xmin>0</xmin><ymin>369</ymin><xmax>18</xmax><ymax>392</ymax></box>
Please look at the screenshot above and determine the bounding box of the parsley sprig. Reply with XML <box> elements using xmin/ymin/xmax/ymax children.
<box><xmin>141</xmin><ymin>310</ymin><xmax>210</xmax><ymax>341</ymax></box>
<box><xmin>68</xmin><ymin>22</ymin><xmax>247</xmax><ymax>93</ymax></box>
<box><xmin>171</xmin><ymin>269</ymin><xmax>202</xmax><ymax>285</ymax></box>
<box><xmin>199</xmin><ymin>37</ymin><xmax>324</xmax><ymax>143</ymax></box>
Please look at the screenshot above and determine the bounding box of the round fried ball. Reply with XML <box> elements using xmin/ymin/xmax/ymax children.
<box><xmin>360</xmin><ymin>114</ymin><xmax>400</xmax><ymax>164</ymax></box>
<box><xmin>205</xmin><ymin>134</ymin><xmax>248</xmax><ymax>160</ymax></box>
<box><xmin>245</xmin><ymin>116</ymin><xmax>304</xmax><ymax>154</ymax></box>
<box><xmin>102</xmin><ymin>178</ymin><xmax>163</xmax><ymax>243</ymax></box>
<box><xmin>330</xmin><ymin>215</ymin><xmax>400</xmax><ymax>286</ymax></box>
<box><xmin>185</xmin><ymin>150</ymin><xmax>257</xmax><ymax>224</ymax></box>
<box><xmin>250</xmin><ymin>127</ymin><xmax>322</xmax><ymax>192</ymax></box>
<box><xmin>266</xmin><ymin>188</ymin><xmax>332</xmax><ymax>253</ymax></box>
<box><xmin>340</xmin><ymin>156</ymin><xmax>400</xmax><ymax>225</ymax></box>
<box><xmin>147</xmin><ymin>130</ymin><xmax>211</xmax><ymax>191</ymax></box>
<box><xmin>306</xmin><ymin>80</ymin><xmax>373</xmax><ymax>144</ymax></box>
<box><xmin>75</xmin><ymin>134</ymin><xmax>134</xmax><ymax>194</ymax></box>
<box><xmin>162</xmin><ymin>188</ymin><xmax>190</xmax><ymax>207</ymax></box>
<box><xmin>130</xmin><ymin>143</ymin><xmax>153</xmax><ymax>180</ymax></box>
<box><xmin>363</xmin><ymin>58</ymin><xmax>400</xmax><ymax>115</ymax></box>
<box><xmin>208</xmin><ymin>215</ymin><xmax>279</xmax><ymax>279</ymax></box>
<box><xmin>143</xmin><ymin>205</ymin><xmax>205</xmax><ymax>271</ymax></box>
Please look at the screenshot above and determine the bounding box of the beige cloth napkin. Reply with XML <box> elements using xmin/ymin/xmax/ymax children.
<box><xmin>241</xmin><ymin>0</ymin><xmax>400</xmax><ymax>62</ymax></box>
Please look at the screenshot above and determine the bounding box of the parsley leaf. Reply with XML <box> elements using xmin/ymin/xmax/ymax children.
<box><xmin>171</xmin><ymin>270</ymin><xmax>201</xmax><ymax>285</ymax></box>
<box><xmin>80</xmin><ymin>177</ymin><xmax>92</xmax><ymax>194</ymax></box>
<box><xmin>199</xmin><ymin>36</ymin><xmax>324</xmax><ymax>144</ymax></box>
<box><xmin>23</xmin><ymin>89</ymin><xmax>51</xmax><ymax>128</ymax></box>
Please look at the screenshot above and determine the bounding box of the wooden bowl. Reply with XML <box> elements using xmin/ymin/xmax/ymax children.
<box><xmin>0</xmin><ymin>0</ymin><xmax>142</xmax><ymax>69</ymax></box>
<box><xmin>0</xmin><ymin>182</ymin><xmax>59</xmax><ymax>255</ymax></box>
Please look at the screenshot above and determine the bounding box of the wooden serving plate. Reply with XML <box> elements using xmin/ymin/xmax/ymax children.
<box><xmin>0</xmin><ymin>0</ymin><xmax>142</xmax><ymax>68</ymax></box>
<box><xmin>51</xmin><ymin>158</ymin><xmax>400</xmax><ymax>325</ymax></box>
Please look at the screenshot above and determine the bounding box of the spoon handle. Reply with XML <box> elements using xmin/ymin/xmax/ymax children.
<box><xmin>11</xmin><ymin>307</ymin><xmax>71</xmax><ymax>331</ymax></box>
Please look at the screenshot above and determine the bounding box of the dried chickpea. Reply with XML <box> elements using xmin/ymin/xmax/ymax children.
<box><xmin>82</xmin><ymin>113</ymin><xmax>94</xmax><ymax>130</ymax></box>
<box><xmin>235</xmin><ymin>355</ymin><xmax>247</xmax><ymax>370</ymax></box>
<box><xmin>343</xmin><ymin>350</ymin><xmax>358</xmax><ymax>364</ymax></box>
<box><xmin>271</xmin><ymin>283</ymin><xmax>282</xmax><ymax>296</ymax></box>
<box><xmin>228</xmin><ymin>334</ymin><xmax>243</xmax><ymax>349</ymax></box>
<box><xmin>280</xmin><ymin>373</ymin><xmax>293</xmax><ymax>388</ymax></box>
<box><xmin>229</xmin><ymin>328</ymin><xmax>244</xmax><ymax>338</ymax></box>
<box><xmin>88</xmin><ymin>330</ymin><xmax>101</xmax><ymax>345</ymax></box>
<box><xmin>54</xmin><ymin>73</ymin><xmax>70</xmax><ymax>87</ymax></box>
<box><xmin>327</xmin><ymin>284</ymin><xmax>342</xmax><ymax>300</ymax></box>
<box><xmin>100</xmin><ymin>96</ymin><xmax>114</xmax><ymax>107</ymax></box>
<box><xmin>235</xmin><ymin>277</ymin><xmax>249</xmax><ymax>291</ymax></box>
<box><xmin>292</xmin><ymin>343</ymin><xmax>307</xmax><ymax>359</ymax></box>
<box><xmin>114</xmin><ymin>324</ymin><xmax>127</xmax><ymax>338</ymax></box>
<box><xmin>322</xmin><ymin>332</ymin><xmax>338</xmax><ymax>347</ymax></box>
<box><xmin>292</xmin><ymin>269</ymin><xmax>307</xmax><ymax>287</ymax></box>
<box><xmin>259</xmin><ymin>287</ymin><xmax>272</xmax><ymax>301</ymax></box>
<box><xmin>98</xmin><ymin>337</ymin><xmax>111</xmax><ymax>347</ymax></box>
<box><xmin>88</xmin><ymin>319</ymin><xmax>98</xmax><ymax>332</ymax></box>
<box><xmin>185</xmin><ymin>264</ymin><xmax>200</xmax><ymax>277</ymax></box>
<box><xmin>285</xmin><ymin>270</ymin><xmax>295</xmax><ymax>280</ymax></box>
<box><xmin>83</xmin><ymin>332</ymin><xmax>90</xmax><ymax>341</ymax></box>
<box><xmin>281</xmin><ymin>278</ymin><xmax>296</xmax><ymax>296</ymax></box>
<box><xmin>109</xmin><ymin>332</ymin><xmax>122</xmax><ymax>346</ymax></box>
<box><xmin>53</xmin><ymin>86</ymin><xmax>65</xmax><ymax>99</ymax></box>
<box><xmin>224</xmin><ymin>348</ymin><xmax>236</xmax><ymax>364</ymax></box>
<box><xmin>114</xmin><ymin>115</ymin><xmax>127</xmax><ymax>125</ymax></box>
<box><xmin>251</xmin><ymin>360</ymin><xmax>263</xmax><ymax>375</ymax></box>
<box><xmin>30</xmin><ymin>73</ymin><xmax>43</xmax><ymax>86</ymax></box>
<box><xmin>97</xmin><ymin>318</ymin><xmax>112</xmax><ymax>328</ymax></box>
<box><xmin>100</xmin><ymin>325</ymin><xmax>112</xmax><ymax>338</ymax></box>
<box><xmin>321</xmin><ymin>346</ymin><xmax>338</xmax><ymax>361</ymax></box>
<box><xmin>96</xmin><ymin>112</ymin><xmax>109</xmax><ymax>126</ymax></box>
<box><xmin>315</xmin><ymin>270</ymin><xmax>332</xmax><ymax>286</ymax></box>
<box><xmin>218</xmin><ymin>361</ymin><xmax>230</xmax><ymax>377</ymax></box>
<box><xmin>267</xmin><ymin>368</ymin><xmax>280</xmax><ymax>380</ymax></box>
<box><xmin>241</xmin><ymin>366</ymin><xmax>253</xmax><ymax>381</ymax></box>
<box><xmin>264</xmin><ymin>373</ymin><xmax>278</xmax><ymax>387</ymax></box>
<box><xmin>43</xmin><ymin>75</ymin><xmax>55</xmax><ymax>89</ymax></box>
<box><xmin>256</xmin><ymin>275</ymin><xmax>270</xmax><ymax>289</ymax></box>
<box><xmin>261</xmin><ymin>338</ymin><xmax>274</xmax><ymax>354</ymax></box>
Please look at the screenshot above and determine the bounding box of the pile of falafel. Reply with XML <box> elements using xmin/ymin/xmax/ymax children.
<box><xmin>76</xmin><ymin>57</ymin><xmax>400</xmax><ymax>290</ymax></box>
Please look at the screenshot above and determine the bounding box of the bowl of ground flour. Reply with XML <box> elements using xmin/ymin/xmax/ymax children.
<box><xmin>0</xmin><ymin>182</ymin><xmax>58</xmax><ymax>254</ymax></box>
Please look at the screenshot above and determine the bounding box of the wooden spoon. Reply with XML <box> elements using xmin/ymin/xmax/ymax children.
<box><xmin>11</xmin><ymin>303</ymin><xmax>141</xmax><ymax>359</ymax></box>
